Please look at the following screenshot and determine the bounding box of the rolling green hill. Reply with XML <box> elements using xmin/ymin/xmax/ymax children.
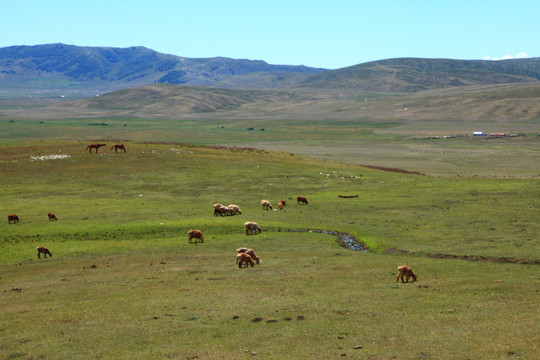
<box><xmin>299</xmin><ymin>57</ymin><xmax>540</xmax><ymax>92</ymax></box>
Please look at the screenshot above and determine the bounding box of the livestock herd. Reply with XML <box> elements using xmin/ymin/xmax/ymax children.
<box><xmin>7</xmin><ymin>178</ymin><xmax>419</xmax><ymax>280</ymax></box>
<box><xmin>188</xmin><ymin>194</ymin><xmax>419</xmax><ymax>280</ymax></box>
<box><xmin>187</xmin><ymin>196</ymin><xmax>309</xmax><ymax>267</ymax></box>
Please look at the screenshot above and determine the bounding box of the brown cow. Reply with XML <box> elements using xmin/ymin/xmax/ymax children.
<box><xmin>187</xmin><ymin>229</ymin><xmax>204</xmax><ymax>244</ymax></box>
<box><xmin>236</xmin><ymin>247</ymin><xmax>261</xmax><ymax>264</ymax></box>
<box><xmin>244</xmin><ymin>221</ymin><xmax>262</xmax><ymax>235</ymax></box>
<box><xmin>396</xmin><ymin>265</ymin><xmax>418</xmax><ymax>283</ymax></box>
<box><xmin>297</xmin><ymin>196</ymin><xmax>309</xmax><ymax>205</ymax></box>
<box><xmin>48</xmin><ymin>212</ymin><xmax>58</xmax><ymax>221</ymax></box>
<box><xmin>110</xmin><ymin>144</ymin><xmax>126</xmax><ymax>153</ymax></box>
<box><xmin>8</xmin><ymin>214</ymin><xmax>19</xmax><ymax>224</ymax></box>
<box><xmin>37</xmin><ymin>246</ymin><xmax>52</xmax><ymax>258</ymax></box>
<box><xmin>86</xmin><ymin>143</ymin><xmax>106</xmax><ymax>153</ymax></box>
<box><xmin>236</xmin><ymin>252</ymin><xmax>255</xmax><ymax>268</ymax></box>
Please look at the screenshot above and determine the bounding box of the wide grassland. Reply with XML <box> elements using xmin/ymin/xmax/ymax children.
<box><xmin>1</xmin><ymin>142</ymin><xmax>539</xmax><ymax>359</ymax></box>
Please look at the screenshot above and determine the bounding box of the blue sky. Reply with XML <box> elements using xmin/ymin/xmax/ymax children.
<box><xmin>2</xmin><ymin>0</ymin><xmax>538</xmax><ymax>69</ymax></box>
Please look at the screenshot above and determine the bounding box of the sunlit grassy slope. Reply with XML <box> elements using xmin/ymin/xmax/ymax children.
<box><xmin>1</xmin><ymin>142</ymin><xmax>539</xmax><ymax>359</ymax></box>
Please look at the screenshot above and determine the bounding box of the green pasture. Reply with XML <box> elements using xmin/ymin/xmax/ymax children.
<box><xmin>2</xmin><ymin>111</ymin><xmax>539</xmax><ymax>178</ymax></box>
<box><xmin>1</xmin><ymin>142</ymin><xmax>539</xmax><ymax>359</ymax></box>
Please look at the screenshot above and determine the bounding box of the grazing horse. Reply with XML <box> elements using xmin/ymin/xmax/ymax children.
<box><xmin>396</xmin><ymin>265</ymin><xmax>418</xmax><ymax>283</ymax></box>
<box><xmin>86</xmin><ymin>143</ymin><xmax>106</xmax><ymax>153</ymax></box>
<box><xmin>8</xmin><ymin>214</ymin><xmax>19</xmax><ymax>224</ymax></box>
<box><xmin>111</xmin><ymin>144</ymin><xmax>126</xmax><ymax>153</ymax></box>
<box><xmin>48</xmin><ymin>212</ymin><xmax>58</xmax><ymax>221</ymax></box>
<box><xmin>37</xmin><ymin>246</ymin><xmax>52</xmax><ymax>258</ymax></box>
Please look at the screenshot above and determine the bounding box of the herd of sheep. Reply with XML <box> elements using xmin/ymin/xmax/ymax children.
<box><xmin>9</xmin><ymin>194</ymin><xmax>418</xmax><ymax>280</ymax></box>
<box><xmin>187</xmin><ymin>196</ymin><xmax>310</xmax><ymax>268</ymax></box>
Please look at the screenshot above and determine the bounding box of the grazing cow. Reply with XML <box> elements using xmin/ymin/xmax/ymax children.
<box><xmin>37</xmin><ymin>246</ymin><xmax>52</xmax><ymax>258</ymax></box>
<box><xmin>297</xmin><ymin>196</ymin><xmax>309</xmax><ymax>205</ymax></box>
<box><xmin>396</xmin><ymin>265</ymin><xmax>418</xmax><ymax>283</ymax></box>
<box><xmin>86</xmin><ymin>143</ymin><xmax>106</xmax><ymax>153</ymax></box>
<box><xmin>187</xmin><ymin>229</ymin><xmax>204</xmax><ymax>244</ymax></box>
<box><xmin>244</xmin><ymin>221</ymin><xmax>262</xmax><ymax>235</ymax></box>
<box><xmin>228</xmin><ymin>204</ymin><xmax>242</xmax><ymax>215</ymax></box>
<box><xmin>236</xmin><ymin>247</ymin><xmax>261</xmax><ymax>264</ymax></box>
<box><xmin>110</xmin><ymin>144</ymin><xmax>126</xmax><ymax>153</ymax></box>
<box><xmin>48</xmin><ymin>212</ymin><xmax>58</xmax><ymax>221</ymax></box>
<box><xmin>236</xmin><ymin>252</ymin><xmax>255</xmax><ymax>268</ymax></box>
<box><xmin>8</xmin><ymin>214</ymin><xmax>19</xmax><ymax>224</ymax></box>
<box><xmin>261</xmin><ymin>200</ymin><xmax>273</xmax><ymax>210</ymax></box>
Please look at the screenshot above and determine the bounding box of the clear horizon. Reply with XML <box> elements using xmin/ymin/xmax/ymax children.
<box><xmin>2</xmin><ymin>0</ymin><xmax>538</xmax><ymax>69</ymax></box>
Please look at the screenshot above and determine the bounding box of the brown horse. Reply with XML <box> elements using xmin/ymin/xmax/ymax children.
<box><xmin>48</xmin><ymin>212</ymin><xmax>58</xmax><ymax>221</ymax></box>
<box><xmin>111</xmin><ymin>144</ymin><xmax>126</xmax><ymax>153</ymax></box>
<box><xmin>86</xmin><ymin>143</ymin><xmax>106</xmax><ymax>153</ymax></box>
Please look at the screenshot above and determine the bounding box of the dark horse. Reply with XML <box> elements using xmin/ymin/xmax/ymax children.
<box><xmin>111</xmin><ymin>144</ymin><xmax>126</xmax><ymax>153</ymax></box>
<box><xmin>86</xmin><ymin>143</ymin><xmax>106</xmax><ymax>153</ymax></box>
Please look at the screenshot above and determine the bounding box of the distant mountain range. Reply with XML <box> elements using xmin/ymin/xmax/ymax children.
<box><xmin>0</xmin><ymin>43</ymin><xmax>325</xmax><ymax>97</ymax></box>
<box><xmin>1</xmin><ymin>43</ymin><xmax>540</xmax><ymax>97</ymax></box>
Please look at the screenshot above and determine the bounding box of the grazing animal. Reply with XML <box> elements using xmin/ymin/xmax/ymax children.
<box><xmin>214</xmin><ymin>203</ymin><xmax>224</xmax><ymax>216</ymax></box>
<box><xmin>297</xmin><ymin>196</ymin><xmax>309</xmax><ymax>205</ymax></box>
<box><xmin>261</xmin><ymin>200</ymin><xmax>273</xmax><ymax>210</ymax></box>
<box><xmin>86</xmin><ymin>143</ymin><xmax>106</xmax><ymax>153</ymax></box>
<box><xmin>396</xmin><ymin>265</ymin><xmax>418</xmax><ymax>283</ymax></box>
<box><xmin>244</xmin><ymin>221</ymin><xmax>262</xmax><ymax>235</ymax></box>
<box><xmin>236</xmin><ymin>247</ymin><xmax>261</xmax><ymax>264</ymax></box>
<box><xmin>236</xmin><ymin>252</ymin><xmax>255</xmax><ymax>268</ymax></box>
<box><xmin>215</xmin><ymin>205</ymin><xmax>233</xmax><ymax>216</ymax></box>
<box><xmin>278</xmin><ymin>202</ymin><xmax>284</xmax><ymax>210</ymax></box>
<box><xmin>8</xmin><ymin>214</ymin><xmax>19</xmax><ymax>224</ymax></box>
<box><xmin>222</xmin><ymin>206</ymin><xmax>236</xmax><ymax>216</ymax></box>
<box><xmin>48</xmin><ymin>212</ymin><xmax>58</xmax><ymax>221</ymax></box>
<box><xmin>228</xmin><ymin>204</ymin><xmax>242</xmax><ymax>215</ymax></box>
<box><xmin>110</xmin><ymin>144</ymin><xmax>126</xmax><ymax>153</ymax></box>
<box><xmin>37</xmin><ymin>246</ymin><xmax>52</xmax><ymax>258</ymax></box>
<box><xmin>187</xmin><ymin>229</ymin><xmax>204</xmax><ymax>244</ymax></box>
<box><xmin>280</xmin><ymin>199</ymin><xmax>287</xmax><ymax>207</ymax></box>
